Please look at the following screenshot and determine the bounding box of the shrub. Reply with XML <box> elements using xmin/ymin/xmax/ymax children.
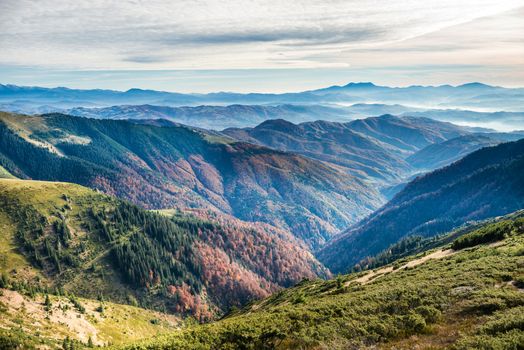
<box><xmin>415</xmin><ymin>305</ymin><xmax>441</xmax><ymax>324</ymax></box>
<box><xmin>402</xmin><ymin>312</ymin><xmax>426</xmax><ymax>334</ymax></box>
<box><xmin>513</xmin><ymin>276</ymin><xmax>524</xmax><ymax>289</ymax></box>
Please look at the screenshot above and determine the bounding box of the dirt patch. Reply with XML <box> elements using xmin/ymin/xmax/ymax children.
<box><xmin>403</xmin><ymin>249</ymin><xmax>455</xmax><ymax>268</ymax></box>
<box><xmin>346</xmin><ymin>249</ymin><xmax>456</xmax><ymax>287</ymax></box>
<box><xmin>1</xmin><ymin>289</ymin><xmax>99</xmax><ymax>344</ymax></box>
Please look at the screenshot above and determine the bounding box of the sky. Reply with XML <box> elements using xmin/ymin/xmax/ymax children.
<box><xmin>0</xmin><ymin>0</ymin><xmax>523</xmax><ymax>92</ymax></box>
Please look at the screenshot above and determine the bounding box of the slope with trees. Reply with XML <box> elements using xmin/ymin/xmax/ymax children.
<box><xmin>117</xmin><ymin>211</ymin><xmax>524</xmax><ymax>349</ymax></box>
<box><xmin>318</xmin><ymin>138</ymin><xmax>524</xmax><ymax>273</ymax></box>
<box><xmin>0</xmin><ymin>179</ymin><xmax>328</xmax><ymax>322</ymax></box>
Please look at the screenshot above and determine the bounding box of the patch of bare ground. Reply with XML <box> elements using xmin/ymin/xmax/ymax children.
<box><xmin>0</xmin><ymin>288</ymin><xmax>180</xmax><ymax>346</ymax></box>
<box><xmin>0</xmin><ymin>288</ymin><xmax>100</xmax><ymax>344</ymax></box>
<box><xmin>346</xmin><ymin>249</ymin><xmax>456</xmax><ymax>287</ymax></box>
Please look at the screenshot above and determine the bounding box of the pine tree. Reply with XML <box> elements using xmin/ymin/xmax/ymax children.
<box><xmin>44</xmin><ymin>294</ymin><xmax>52</xmax><ymax>311</ymax></box>
<box><xmin>62</xmin><ymin>336</ymin><xmax>69</xmax><ymax>350</ymax></box>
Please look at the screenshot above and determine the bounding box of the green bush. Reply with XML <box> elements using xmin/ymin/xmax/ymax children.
<box><xmin>415</xmin><ymin>305</ymin><xmax>441</xmax><ymax>324</ymax></box>
<box><xmin>403</xmin><ymin>312</ymin><xmax>426</xmax><ymax>333</ymax></box>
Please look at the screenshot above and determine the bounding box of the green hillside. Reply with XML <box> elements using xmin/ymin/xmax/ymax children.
<box><xmin>0</xmin><ymin>178</ymin><xmax>211</xmax><ymax>332</ymax></box>
<box><xmin>0</xmin><ymin>179</ymin><xmax>327</xmax><ymax>322</ymax></box>
<box><xmin>120</xmin><ymin>213</ymin><xmax>524</xmax><ymax>349</ymax></box>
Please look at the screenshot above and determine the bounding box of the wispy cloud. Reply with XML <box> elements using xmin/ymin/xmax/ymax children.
<box><xmin>0</xmin><ymin>0</ymin><xmax>523</xmax><ymax>90</ymax></box>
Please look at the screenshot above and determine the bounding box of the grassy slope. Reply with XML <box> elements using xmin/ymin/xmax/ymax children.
<box><xmin>0</xmin><ymin>165</ymin><xmax>15</xmax><ymax>179</ymax></box>
<box><xmin>0</xmin><ymin>180</ymin><xmax>183</xmax><ymax>347</ymax></box>
<box><xmin>123</xmin><ymin>216</ymin><xmax>524</xmax><ymax>349</ymax></box>
<box><xmin>0</xmin><ymin>179</ymin><xmax>136</xmax><ymax>302</ymax></box>
<box><xmin>0</xmin><ymin>288</ymin><xmax>179</xmax><ymax>348</ymax></box>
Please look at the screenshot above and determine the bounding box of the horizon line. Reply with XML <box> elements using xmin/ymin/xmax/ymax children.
<box><xmin>1</xmin><ymin>81</ymin><xmax>522</xmax><ymax>95</ymax></box>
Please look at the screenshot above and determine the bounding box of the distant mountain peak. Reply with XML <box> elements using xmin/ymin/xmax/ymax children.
<box><xmin>255</xmin><ymin>118</ymin><xmax>297</xmax><ymax>130</ymax></box>
<box><xmin>344</xmin><ymin>82</ymin><xmax>377</xmax><ymax>88</ymax></box>
<box><xmin>377</xmin><ymin>113</ymin><xmax>397</xmax><ymax>119</ymax></box>
<box><xmin>457</xmin><ymin>82</ymin><xmax>494</xmax><ymax>89</ymax></box>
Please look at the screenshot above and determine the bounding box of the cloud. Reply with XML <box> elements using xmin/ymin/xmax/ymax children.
<box><xmin>123</xmin><ymin>55</ymin><xmax>171</xmax><ymax>64</ymax></box>
<box><xmin>1</xmin><ymin>0</ymin><xmax>522</xmax><ymax>69</ymax></box>
<box><xmin>0</xmin><ymin>0</ymin><xmax>523</xmax><ymax>90</ymax></box>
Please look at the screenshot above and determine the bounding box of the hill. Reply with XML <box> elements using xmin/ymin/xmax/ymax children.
<box><xmin>64</xmin><ymin>104</ymin><xmax>350</xmax><ymax>130</ymax></box>
<box><xmin>117</xmin><ymin>211</ymin><xmax>524</xmax><ymax>349</ymax></box>
<box><xmin>318</xmin><ymin>138</ymin><xmax>524</xmax><ymax>273</ymax></box>
<box><xmin>406</xmin><ymin>134</ymin><xmax>500</xmax><ymax>170</ymax></box>
<box><xmin>223</xmin><ymin>115</ymin><xmax>476</xmax><ymax>186</ymax></box>
<box><xmin>0</xmin><ymin>179</ymin><xmax>328</xmax><ymax>322</ymax></box>
<box><xmin>0</xmin><ymin>112</ymin><xmax>381</xmax><ymax>247</ymax></box>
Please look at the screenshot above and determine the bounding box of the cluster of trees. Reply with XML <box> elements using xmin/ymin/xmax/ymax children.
<box><xmin>353</xmin><ymin>235</ymin><xmax>425</xmax><ymax>272</ymax></box>
<box><xmin>0</xmin><ymin>194</ymin><xmax>78</xmax><ymax>274</ymax></box>
<box><xmin>452</xmin><ymin>218</ymin><xmax>524</xmax><ymax>250</ymax></box>
<box><xmin>89</xmin><ymin>202</ymin><xmax>203</xmax><ymax>294</ymax></box>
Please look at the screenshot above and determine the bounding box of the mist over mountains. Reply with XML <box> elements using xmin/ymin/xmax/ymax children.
<box><xmin>2</xmin><ymin>82</ymin><xmax>524</xmax><ymax>130</ymax></box>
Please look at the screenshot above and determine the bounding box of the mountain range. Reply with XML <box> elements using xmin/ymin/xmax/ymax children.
<box><xmin>223</xmin><ymin>115</ymin><xmax>524</xmax><ymax>188</ymax></box>
<box><xmin>2</xmin><ymin>82</ymin><xmax>524</xmax><ymax>130</ymax></box>
<box><xmin>1</xmin><ymin>103</ymin><xmax>524</xmax><ymax>348</ymax></box>
<box><xmin>2</xmin><ymin>82</ymin><xmax>524</xmax><ymax>110</ymax></box>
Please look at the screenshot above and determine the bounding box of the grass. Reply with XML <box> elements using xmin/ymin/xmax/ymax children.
<box><xmin>0</xmin><ymin>211</ymin><xmax>35</xmax><ymax>278</ymax></box>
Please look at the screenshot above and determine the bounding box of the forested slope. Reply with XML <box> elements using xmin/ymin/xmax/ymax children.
<box><xmin>0</xmin><ymin>112</ymin><xmax>381</xmax><ymax>247</ymax></box>
<box><xmin>0</xmin><ymin>179</ymin><xmax>328</xmax><ymax>321</ymax></box>
<box><xmin>318</xmin><ymin>138</ymin><xmax>524</xmax><ymax>273</ymax></box>
<box><xmin>118</xmin><ymin>212</ymin><xmax>524</xmax><ymax>350</ymax></box>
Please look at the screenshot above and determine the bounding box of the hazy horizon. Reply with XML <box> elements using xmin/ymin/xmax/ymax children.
<box><xmin>1</xmin><ymin>79</ymin><xmax>523</xmax><ymax>95</ymax></box>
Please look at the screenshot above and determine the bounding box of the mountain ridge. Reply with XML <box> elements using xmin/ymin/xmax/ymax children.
<box><xmin>223</xmin><ymin>115</ymin><xmax>484</xmax><ymax>188</ymax></box>
<box><xmin>2</xmin><ymin>82</ymin><xmax>524</xmax><ymax>113</ymax></box>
